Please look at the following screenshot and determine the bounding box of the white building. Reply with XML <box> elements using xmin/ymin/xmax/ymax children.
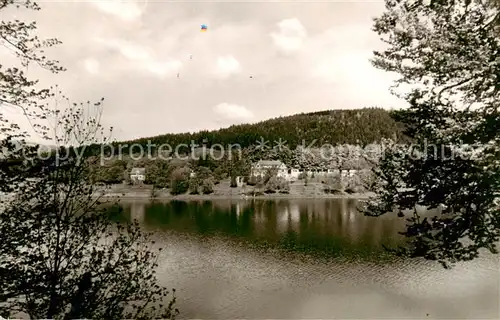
<box><xmin>289</xmin><ymin>168</ymin><xmax>301</xmax><ymax>180</ymax></box>
<box><xmin>130</xmin><ymin>167</ymin><xmax>146</xmax><ymax>184</ymax></box>
<box><xmin>249</xmin><ymin>160</ymin><xmax>362</xmax><ymax>182</ymax></box>
<box><xmin>235</xmin><ymin>176</ymin><xmax>244</xmax><ymax>187</ymax></box>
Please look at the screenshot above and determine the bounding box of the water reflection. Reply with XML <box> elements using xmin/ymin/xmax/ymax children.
<box><xmin>119</xmin><ymin>199</ymin><xmax>405</xmax><ymax>261</ymax></box>
<box><xmin>130</xmin><ymin>202</ymin><xmax>145</xmax><ymax>223</ymax></box>
<box><xmin>115</xmin><ymin>199</ymin><xmax>498</xmax><ymax>319</ymax></box>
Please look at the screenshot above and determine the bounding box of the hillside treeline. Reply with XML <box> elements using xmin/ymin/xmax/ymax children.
<box><xmin>78</xmin><ymin>108</ymin><xmax>414</xmax><ymax>187</ymax></box>
<box><xmin>112</xmin><ymin>108</ymin><xmax>407</xmax><ymax>153</ymax></box>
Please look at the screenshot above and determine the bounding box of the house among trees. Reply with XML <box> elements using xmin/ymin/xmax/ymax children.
<box><xmin>251</xmin><ymin>160</ymin><xmax>288</xmax><ymax>179</ymax></box>
<box><xmin>249</xmin><ymin>159</ymin><xmax>364</xmax><ymax>182</ymax></box>
<box><xmin>130</xmin><ymin>167</ymin><xmax>146</xmax><ymax>184</ymax></box>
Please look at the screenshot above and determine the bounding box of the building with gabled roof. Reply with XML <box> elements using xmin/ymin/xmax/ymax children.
<box><xmin>130</xmin><ymin>167</ymin><xmax>146</xmax><ymax>184</ymax></box>
<box><xmin>251</xmin><ymin>160</ymin><xmax>288</xmax><ymax>179</ymax></box>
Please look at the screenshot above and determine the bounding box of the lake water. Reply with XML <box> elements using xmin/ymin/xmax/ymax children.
<box><xmin>117</xmin><ymin>199</ymin><xmax>499</xmax><ymax>319</ymax></box>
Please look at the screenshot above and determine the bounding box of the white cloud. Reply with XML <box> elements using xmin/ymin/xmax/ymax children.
<box><xmin>83</xmin><ymin>58</ymin><xmax>100</xmax><ymax>74</ymax></box>
<box><xmin>270</xmin><ymin>18</ymin><xmax>307</xmax><ymax>54</ymax></box>
<box><xmin>213</xmin><ymin>103</ymin><xmax>253</xmax><ymax>121</ymax></box>
<box><xmin>91</xmin><ymin>0</ymin><xmax>146</xmax><ymax>22</ymax></box>
<box><xmin>94</xmin><ymin>38</ymin><xmax>182</xmax><ymax>77</ymax></box>
<box><xmin>98</xmin><ymin>38</ymin><xmax>152</xmax><ymax>61</ymax></box>
<box><xmin>214</xmin><ymin>55</ymin><xmax>241</xmax><ymax>78</ymax></box>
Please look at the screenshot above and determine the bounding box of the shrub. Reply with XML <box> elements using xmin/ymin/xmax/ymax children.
<box><xmin>188</xmin><ymin>178</ymin><xmax>200</xmax><ymax>194</ymax></box>
<box><xmin>247</xmin><ymin>175</ymin><xmax>258</xmax><ymax>186</ymax></box>
<box><xmin>358</xmin><ymin>169</ymin><xmax>377</xmax><ymax>191</ymax></box>
<box><xmin>213</xmin><ymin>167</ymin><xmax>224</xmax><ymax>182</ymax></box>
<box><xmin>323</xmin><ymin>174</ymin><xmax>345</xmax><ymax>193</ymax></box>
<box><xmin>170</xmin><ymin>167</ymin><xmax>190</xmax><ymax>195</ymax></box>
<box><xmin>265</xmin><ymin>177</ymin><xmax>290</xmax><ymax>194</ymax></box>
<box><xmin>154</xmin><ymin>175</ymin><xmax>169</xmax><ymax>188</ymax></box>
<box><xmin>201</xmin><ymin>177</ymin><xmax>215</xmax><ymax>194</ymax></box>
<box><xmin>230</xmin><ymin>175</ymin><xmax>237</xmax><ymax>188</ymax></box>
<box><xmin>345</xmin><ymin>187</ymin><xmax>356</xmax><ymax>194</ymax></box>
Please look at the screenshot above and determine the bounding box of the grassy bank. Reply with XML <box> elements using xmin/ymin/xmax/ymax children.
<box><xmin>95</xmin><ymin>180</ymin><xmax>375</xmax><ymax>201</ymax></box>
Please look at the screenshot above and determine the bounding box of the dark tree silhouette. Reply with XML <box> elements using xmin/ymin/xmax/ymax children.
<box><xmin>0</xmin><ymin>0</ymin><xmax>178</xmax><ymax>318</ymax></box>
<box><xmin>364</xmin><ymin>0</ymin><xmax>500</xmax><ymax>268</ymax></box>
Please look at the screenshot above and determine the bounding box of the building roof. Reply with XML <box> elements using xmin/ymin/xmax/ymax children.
<box><xmin>255</xmin><ymin>160</ymin><xmax>285</xmax><ymax>166</ymax></box>
<box><xmin>130</xmin><ymin>168</ymin><xmax>145</xmax><ymax>175</ymax></box>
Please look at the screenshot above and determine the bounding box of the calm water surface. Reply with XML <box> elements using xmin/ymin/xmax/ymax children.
<box><xmin>116</xmin><ymin>199</ymin><xmax>499</xmax><ymax>319</ymax></box>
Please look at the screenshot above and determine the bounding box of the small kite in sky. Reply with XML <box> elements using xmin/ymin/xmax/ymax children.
<box><xmin>200</xmin><ymin>24</ymin><xmax>208</xmax><ymax>32</ymax></box>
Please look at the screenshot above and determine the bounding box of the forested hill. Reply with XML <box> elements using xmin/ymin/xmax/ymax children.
<box><xmin>119</xmin><ymin>107</ymin><xmax>407</xmax><ymax>150</ymax></box>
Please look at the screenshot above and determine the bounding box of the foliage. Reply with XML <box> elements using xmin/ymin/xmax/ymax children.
<box><xmin>0</xmin><ymin>0</ymin><xmax>65</xmax><ymax>140</ymax></box>
<box><xmin>187</xmin><ymin>166</ymin><xmax>213</xmax><ymax>194</ymax></box>
<box><xmin>0</xmin><ymin>1</ymin><xmax>178</xmax><ymax>318</ymax></box>
<box><xmin>230</xmin><ymin>175</ymin><xmax>237</xmax><ymax>188</ymax></box>
<box><xmin>365</xmin><ymin>0</ymin><xmax>500</xmax><ymax>267</ymax></box>
<box><xmin>114</xmin><ymin>108</ymin><xmax>408</xmax><ymax>155</ymax></box>
<box><xmin>85</xmin><ymin>116</ymin><xmax>403</xmax><ymax>186</ymax></box>
<box><xmin>150</xmin><ymin>185</ymin><xmax>157</xmax><ymax>199</ymax></box>
<box><xmin>256</xmin><ymin>179</ymin><xmax>265</xmax><ymax>190</ymax></box>
<box><xmin>357</xmin><ymin>169</ymin><xmax>377</xmax><ymax>192</ymax></box>
<box><xmin>188</xmin><ymin>177</ymin><xmax>200</xmax><ymax>194</ymax></box>
<box><xmin>265</xmin><ymin>177</ymin><xmax>290</xmax><ymax>194</ymax></box>
<box><xmin>247</xmin><ymin>175</ymin><xmax>258</xmax><ymax>186</ymax></box>
<box><xmin>144</xmin><ymin>160</ymin><xmax>169</xmax><ymax>187</ymax></box>
<box><xmin>263</xmin><ymin>167</ymin><xmax>278</xmax><ymax>184</ymax></box>
<box><xmin>123</xmin><ymin>169</ymin><xmax>132</xmax><ymax>185</ymax></box>
<box><xmin>0</xmin><ymin>102</ymin><xmax>178</xmax><ymax>319</ymax></box>
<box><xmin>212</xmin><ymin>167</ymin><xmax>224</xmax><ymax>183</ymax></box>
<box><xmin>169</xmin><ymin>167</ymin><xmax>189</xmax><ymax>195</ymax></box>
<box><xmin>201</xmin><ymin>177</ymin><xmax>215</xmax><ymax>194</ymax></box>
<box><xmin>90</xmin><ymin>160</ymin><xmax>126</xmax><ymax>184</ymax></box>
<box><xmin>323</xmin><ymin>175</ymin><xmax>345</xmax><ymax>194</ymax></box>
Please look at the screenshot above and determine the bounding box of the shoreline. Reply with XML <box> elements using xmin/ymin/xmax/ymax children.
<box><xmin>95</xmin><ymin>191</ymin><xmax>376</xmax><ymax>201</ymax></box>
<box><xmin>92</xmin><ymin>181</ymin><xmax>376</xmax><ymax>202</ymax></box>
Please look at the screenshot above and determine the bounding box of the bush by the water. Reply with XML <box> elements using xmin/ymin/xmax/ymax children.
<box><xmin>170</xmin><ymin>168</ymin><xmax>190</xmax><ymax>195</ymax></box>
<box><xmin>201</xmin><ymin>177</ymin><xmax>215</xmax><ymax>194</ymax></box>
<box><xmin>265</xmin><ymin>177</ymin><xmax>290</xmax><ymax>194</ymax></box>
<box><xmin>322</xmin><ymin>175</ymin><xmax>345</xmax><ymax>194</ymax></box>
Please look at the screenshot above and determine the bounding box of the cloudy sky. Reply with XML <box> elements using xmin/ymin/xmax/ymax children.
<box><xmin>1</xmin><ymin>0</ymin><xmax>405</xmax><ymax>142</ymax></box>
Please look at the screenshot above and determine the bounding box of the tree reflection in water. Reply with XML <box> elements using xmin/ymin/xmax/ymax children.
<box><xmin>115</xmin><ymin>199</ymin><xmax>407</xmax><ymax>262</ymax></box>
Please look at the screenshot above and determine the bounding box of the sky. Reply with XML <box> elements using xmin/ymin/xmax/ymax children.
<box><xmin>1</xmin><ymin>0</ymin><xmax>405</xmax><ymax>143</ymax></box>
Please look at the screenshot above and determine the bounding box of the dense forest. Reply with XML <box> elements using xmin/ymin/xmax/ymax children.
<box><xmin>114</xmin><ymin>107</ymin><xmax>408</xmax><ymax>152</ymax></box>
<box><xmin>80</xmin><ymin>108</ymin><xmax>411</xmax><ymax>189</ymax></box>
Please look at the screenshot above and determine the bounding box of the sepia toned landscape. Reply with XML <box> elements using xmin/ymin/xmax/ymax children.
<box><xmin>1</xmin><ymin>0</ymin><xmax>499</xmax><ymax>319</ymax></box>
